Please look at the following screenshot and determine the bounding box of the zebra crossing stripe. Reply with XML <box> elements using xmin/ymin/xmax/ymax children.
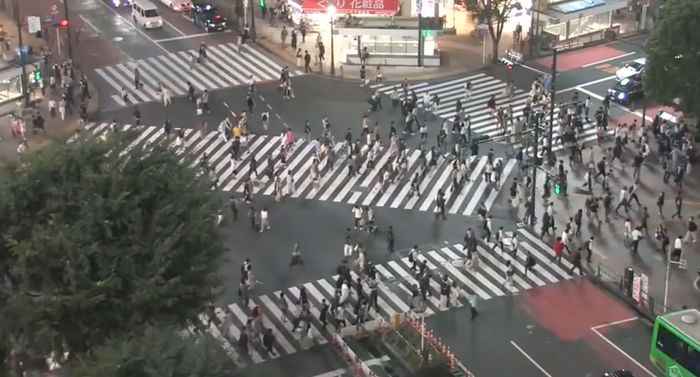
<box><xmin>373</xmin><ymin>149</ymin><xmax>420</xmax><ymax>207</ymax></box>
<box><xmin>450</xmin><ymin>156</ymin><xmax>486</xmax><ymax>214</ymax></box>
<box><xmin>484</xmin><ymin>159</ymin><xmax>517</xmax><ymax>210</ymax></box>
<box><xmin>204</xmin><ymin>239</ymin><xmax>575</xmax><ymax>367</ymax></box>
<box><xmin>77</xmin><ymin>124</ymin><xmax>516</xmax><ymax>217</ymax></box>
<box><xmin>145</xmin><ymin>56</ymin><xmax>191</xmax><ymax>91</ymax></box>
<box><xmin>226</xmin><ymin>303</ymin><xmax>266</xmax><ymax>362</ymax></box>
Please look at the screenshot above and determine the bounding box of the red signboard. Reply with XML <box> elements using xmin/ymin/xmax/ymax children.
<box><xmin>301</xmin><ymin>0</ymin><xmax>399</xmax><ymax>15</ymax></box>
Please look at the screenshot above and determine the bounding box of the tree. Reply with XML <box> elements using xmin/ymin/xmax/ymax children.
<box><xmin>644</xmin><ymin>0</ymin><xmax>700</xmax><ymax>125</ymax></box>
<box><xmin>0</xmin><ymin>131</ymin><xmax>226</xmax><ymax>373</ymax></box>
<box><xmin>464</xmin><ymin>0</ymin><xmax>521</xmax><ymax>63</ymax></box>
<box><xmin>71</xmin><ymin>325</ymin><xmax>238</xmax><ymax>377</ymax></box>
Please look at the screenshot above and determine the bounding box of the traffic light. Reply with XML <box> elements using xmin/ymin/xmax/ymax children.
<box><xmin>507</xmin><ymin>63</ymin><xmax>514</xmax><ymax>71</ymax></box>
<box><xmin>59</xmin><ymin>19</ymin><xmax>69</xmax><ymax>28</ymax></box>
<box><xmin>33</xmin><ymin>71</ymin><xmax>41</xmax><ymax>81</ymax></box>
<box><xmin>554</xmin><ymin>181</ymin><xmax>562</xmax><ymax>195</ymax></box>
<box><xmin>259</xmin><ymin>0</ymin><xmax>265</xmax><ymax>8</ymax></box>
<box><xmin>423</xmin><ymin>29</ymin><xmax>432</xmax><ymax>37</ymax></box>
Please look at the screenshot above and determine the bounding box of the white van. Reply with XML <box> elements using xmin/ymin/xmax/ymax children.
<box><xmin>132</xmin><ymin>0</ymin><xmax>163</xmax><ymax>29</ymax></box>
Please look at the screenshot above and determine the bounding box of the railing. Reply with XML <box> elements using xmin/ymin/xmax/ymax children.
<box><xmin>591</xmin><ymin>261</ymin><xmax>673</xmax><ymax>319</ymax></box>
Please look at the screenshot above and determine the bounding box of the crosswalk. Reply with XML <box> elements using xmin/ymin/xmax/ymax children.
<box><xmin>79</xmin><ymin>122</ymin><xmax>518</xmax><ymax>216</ymax></box>
<box><xmin>371</xmin><ymin>73</ymin><xmax>602</xmax><ymax>152</ymax></box>
<box><xmin>93</xmin><ymin>43</ymin><xmax>301</xmax><ymax>107</ymax></box>
<box><xmin>197</xmin><ymin>228</ymin><xmax>575</xmax><ymax>366</ymax></box>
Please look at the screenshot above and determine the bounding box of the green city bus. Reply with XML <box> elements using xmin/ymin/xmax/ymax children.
<box><xmin>650</xmin><ymin>309</ymin><xmax>700</xmax><ymax>377</ymax></box>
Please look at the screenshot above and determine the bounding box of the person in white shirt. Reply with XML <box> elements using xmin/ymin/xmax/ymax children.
<box><xmin>672</xmin><ymin>236</ymin><xmax>683</xmax><ymax>261</ymax></box>
<box><xmin>352</xmin><ymin>205</ymin><xmax>363</xmax><ymax>228</ymax></box>
<box><xmin>630</xmin><ymin>226</ymin><xmax>643</xmax><ymax>253</ymax></box>
<box><xmin>259</xmin><ymin>207</ymin><xmax>270</xmax><ymax>233</ymax></box>
<box><xmin>340</xmin><ymin>282</ymin><xmax>350</xmax><ymax>306</ymax></box>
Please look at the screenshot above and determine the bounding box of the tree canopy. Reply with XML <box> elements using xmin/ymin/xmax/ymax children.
<box><xmin>0</xmin><ymin>130</ymin><xmax>226</xmax><ymax>371</ymax></box>
<box><xmin>644</xmin><ymin>0</ymin><xmax>700</xmax><ymax>121</ymax></box>
<box><xmin>463</xmin><ymin>0</ymin><xmax>521</xmax><ymax>62</ymax></box>
<box><xmin>72</xmin><ymin>325</ymin><xmax>238</xmax><ymax>377</ymax></box>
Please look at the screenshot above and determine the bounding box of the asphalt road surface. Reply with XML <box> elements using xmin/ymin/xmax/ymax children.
<box><xmin>427</xmin><ymin>278</ymin><xmax>659</xmax><ymax>377</ymax></box>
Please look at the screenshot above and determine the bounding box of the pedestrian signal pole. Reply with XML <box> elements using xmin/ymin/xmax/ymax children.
<box><xmin>546</xmin><ymin>47</ymin><xmax>557</xmax><ymax>165</ymax></box>
<box><xmin>529</xmin><ymin>113</ymin><xmax>540</xmax><ymax>227</ymax></box>
<box><xmin>63</xmin><ymin>0</ymin><xmax>74</xmax><ymax>60</ymax></box>
<box><xmin>12</xmin><ymin>0</ymin><xmax>29</xmax><ymax>106</ymax></box>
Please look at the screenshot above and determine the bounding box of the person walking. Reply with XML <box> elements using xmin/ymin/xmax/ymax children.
<box><xmin>469</xmin><ymin>293</ymin><xmax>478</xmax><ymax>320</ymax></box>
<box><xmin>290</xmin><ymin>242</ymin><xmax>304</xmax><ymax>267</ymax></box>
<box><xmin>524</xmin><ymin>252</ymin><xmax>536</xmax><ymax>277</ymax></box>
<box><xmin>569</xmin><ymin>248</ymin><xmax>583</xmax><ymax>275</ymax></box>
<box><xmin>259</xmin><ymin>207</ymin><xmax>270</xmax><ymax>233</ymax></box>
<box><xmin>685</xmin><ymin>217</ymin><xmax>697</xmax><ymax>243</ymax></box>
<box><xmin>657</xmin><ymin>192</ymin><xmax>665</xmax><ymax>217</ymax></box>
<box><xmin>671</xmin><ymin>192</ymin><xmax>683</xmax><ymax>219</ymax></box>
<box><xmin>304</xmin><ymin>50</ymin><xmax>312</xmax><ymax>73</ymax></box>
<box><xmin>319</xmin><ymin>299</ymin><xmax>330</xmax><ymax>329</ymax></box>
<box><xmin>386</xmin><ymin>225</ymin><xmax>395</xmax><ymax>253</ymax></box>
<box><xmin>262</xmin><ymin>328</ymin><xmax>277</xmax><ymax>357</ymax></box>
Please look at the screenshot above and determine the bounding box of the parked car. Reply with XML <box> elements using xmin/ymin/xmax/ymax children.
<box><xmin>160</xmin><ymin>0</ymin><xmax>192</xmax><ymax>11</ymax></box>
<box><xmin>608</xmin><ymin>77</ymin><xmax>644</xmax><ymax>106</ymax></box>
<box><xmin>616</xmin><ymin>57</ymin><xmax>646</xmax><ymax>81</ymax></box>
<box><xmin>192</xmin><ymin>3</ymin><xmax>228</xmax><ymax>32</ymax></box>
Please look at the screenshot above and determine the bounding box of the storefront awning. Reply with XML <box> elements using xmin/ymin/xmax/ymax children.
<box><xmin>301</xmin><ymin>0</ymin><xmax>399</xmax><ymax>15</ymax></box>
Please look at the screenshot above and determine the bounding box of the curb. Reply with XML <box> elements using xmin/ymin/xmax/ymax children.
<box><xmin>255</xmin><ymin>36</ymin><xmax>487</xmax><ymax>84</ymax></box>
<box><xmin>0</xmin><ymin>70</ymin><xmax>100</xmax><ymax>165</ymax></box>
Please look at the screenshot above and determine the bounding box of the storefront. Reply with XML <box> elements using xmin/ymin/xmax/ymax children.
<box><xmin>0</xmin><ymin>61</ymin><xmax>44</xmax><ymax>105</ymax></box>
<box><xmin>286</xmin><ymin>0</ymin><xmax>400</xmax><ymax>30</ymax></box>
<box><xmin>335</xmin><ymin>17</ymin><xmax>441</xmax><ymax>66</ymax></box>
<box><xmin>533</xmin><ymin>0</ymin><xmax>626</xmax><ymax>47</ymax></box>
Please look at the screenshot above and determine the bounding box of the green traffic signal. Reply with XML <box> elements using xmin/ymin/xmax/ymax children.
<box><xmin>259</xmin><ymin>0</ymin><xmax>265</xmax><ymax>8</ymax></box>
<box><xmin>554</xmin><ymin>183</ymin><xmax>561</xmax><ymax>195</ymax></box>
<box><xmin>33</xmin><ymin>71</ymin><xmax>41</xmax><ymax>81</ymax></box>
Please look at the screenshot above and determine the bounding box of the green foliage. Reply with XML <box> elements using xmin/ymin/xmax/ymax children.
<box><xmin>462</xmin><ymin>0</ymin><xmax>520</xmax><ymax>62</ymax></box>
<box><xmin>644</xmin><ymin>0</ymin><xmax>700</xmax><ymax>120</ymax></box>
<box><xmin>0</xmin><ymin>131</ymin><xmax>226</xmax><ymax>365</ymax></box>
<box><xmin>72</xmin><ymin>325</ymin><xmax>238</xmax><ymax>377</ymax></box>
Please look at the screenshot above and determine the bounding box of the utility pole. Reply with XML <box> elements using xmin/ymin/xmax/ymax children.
<box><xmin>12</xmin><ymin>0</ymin><xmax>29</xmax><ymax>106</ymax></box>
<box><xmin>63</xmin><ymin>0</ymin><xmax>74</xmax><ymax>60</ymax></box>
<box><xmin>529</xmin><ymin>112</ymin><xmax>541</xmax><ymax>227</ymax></box>
<box><xmin>417</xmin><ymin>0</ymin><xmax>422</xmax><ymax>67</ymax></box>
<box><xmin>249</xmin><ymin>0</ymin><xmax>256</xmax><ymax>39</ymax></box>
<box><xmin>546</xmin><ymin>47</ymin><xmax>557</xmax><ymax>165</ymax></box>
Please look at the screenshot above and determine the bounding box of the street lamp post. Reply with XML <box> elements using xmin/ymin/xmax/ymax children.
<box><xmin>546</xmin><ymin>47</ymin><xmax>557</xmax><ymax>165</ymax></box>
<box><xmin>63</xmin><ymin>0</ymin><xmax>74</xmax><ymax>60</ymax></box>
<box><xmin>328</xmin><ymin>4</ymin><xmax>336</xmax><ymax>75</ymax></box>
<box><xmin>249</xmin><ymin>0</ymin><xmax>256</xmax><ymax>39</ymax></box>
<box><xmin>12</xmin><ymin>0</ymin><xmax>29</xmax><ymax>106</ymax></box>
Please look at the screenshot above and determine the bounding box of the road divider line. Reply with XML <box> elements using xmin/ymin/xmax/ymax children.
<box><xmin>78</xmin><ymin>14</ymin><xmax>100</xmax><ymax>33</ymax></box>
<box><xmin>510</xmin><ymin>340</ymin><xmax>554</xmax><ymax>377</ymax></box>
<box><xmin>591</xmin><ymin>316</ymin><xmax>639</xmax><ymax>330</ymax></box>
<box><xmin>582</xmin><ymin>51</ymin><xmax>637</xmax><ymax>67</ymax></box>
<box><xmin>161</xmin><ymin>19</ymin><xmax>186</xmax><ymax>36</ymax></box>
<box><xmin>590</xmin><ymin>323</ymin><xmax>659</xmax><ymax>377</ymax></box>
<box><xmin>519</xmin><ymin>63</ymin><xmax>549</xmax><ymax>76</ymax></box>
<box><xmin>154</xmin><ymin>31</ymin><xmax>229</xmax><ymax>42</ymax></box>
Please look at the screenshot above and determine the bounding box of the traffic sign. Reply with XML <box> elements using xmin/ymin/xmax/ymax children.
<box><xmin>27</xmin><ymin>16</ymin><xmax>41</xmax><ymax>34</ymax></box>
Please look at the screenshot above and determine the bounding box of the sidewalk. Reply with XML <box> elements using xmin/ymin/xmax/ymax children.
<box><xmin>0</xmin><ymin>8</ymin><xmax>99</xmax><ymax>164</ymax></box>
<box><xmin>252</xmin><ymin>15</ymin><xmax>519</xmax><ymax>82</ymax></box>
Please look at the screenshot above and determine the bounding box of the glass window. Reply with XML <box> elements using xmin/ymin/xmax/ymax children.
<box><xmin>684</xmin><ymin>346</ymin><xmax>700</xmax><ymax>375</ymax></box>
<box><xmin>144</xmin><ymin>9</ymin><xmax>158</xmax><ymax>17</ymax></box>
<box><xmin>657</xmin><ymin>326</ymin><xmax>686</xmax><ymax>362</ymax></box>
<box><xmin>375</xmin><ymin>35</ymin><xmax>392</xmax><ymax>55</ymax></box>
